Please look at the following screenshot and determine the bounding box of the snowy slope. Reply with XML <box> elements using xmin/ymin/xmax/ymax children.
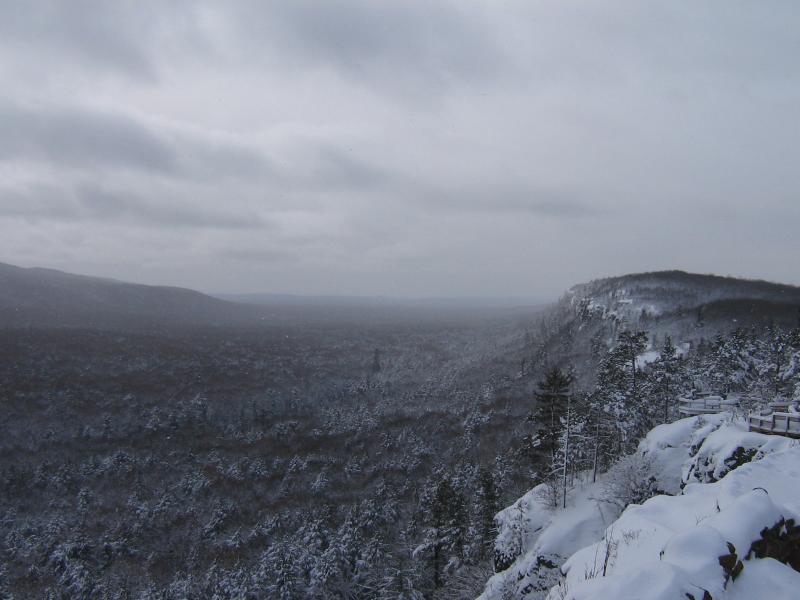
<box><xmin>480</xmin><ymin>478</ymin><xmax>620</xmax><ymax>599</ymax></box>
<box><xmin>480</xmin><ymin>415</ymin><xmax>800</xmax><ymax>600</ymax></box>
<box><xmin>554</xmin><ymin>442</ymin><xmax>800</xmax><ymax>599</ymax></box>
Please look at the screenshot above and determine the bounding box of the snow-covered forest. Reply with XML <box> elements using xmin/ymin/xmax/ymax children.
<box><xmin>2</xmin><ymin>270</ymin><xmax>800</xmax><ymax>598</ymax></box>
<box><xmin>3</xmin><ymin>1</ymin><xmax>800</xmax><ymax>597</ymax></box>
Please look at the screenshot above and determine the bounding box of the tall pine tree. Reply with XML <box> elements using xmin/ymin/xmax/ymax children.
<box><xmin>533</xmin><ymin>367</ymin><xmax>574</xmax><ymax>461</ymax></box>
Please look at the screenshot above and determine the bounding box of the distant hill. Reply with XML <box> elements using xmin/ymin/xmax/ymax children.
<box><xmin>523</xmin><ymin>270</ymin><xmax>800</xmax><ymax>388</ymax></box>
<box><xmin>566</xmin><ymin>270</ymin><xmax>800</xmax><ymax>329</ymax></box>
<box><xmin>3</xmin><ymin>264</ymin><xmax>799</xmax><ymax>332</ymax></box>
<box><xmin>0</xmin><ymin>262</ymin><xmax>542</xmax><ymax>330</ymax></box>
<box><xmin>0</xmin><ymin>262</ymin><xmax>263</xmax><ymax>329</ymax></box>
<box><xmin>570</xmin><ymin>270</ymin><xmax>800</xmax><ymax>311</ymax></box>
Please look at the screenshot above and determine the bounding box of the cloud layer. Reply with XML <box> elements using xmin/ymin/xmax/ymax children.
<box><xmin>1</xmin><ymin>0</ymin><xmax>799</xmax><ymax>298</ymax></box>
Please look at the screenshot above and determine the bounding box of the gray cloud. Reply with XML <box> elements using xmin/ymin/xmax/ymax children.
<box><xmin>0</xmin><ymin>184</ymin><xmax>82</xmax><ymax>220</ymax></box>
<box><xmin>1</xmin><ymin>1</ymin><xmax>799</xmax><ymax>297</ymax></box>
<box><xmin>302</xmin><ymin>146</ymin><xmax>391</xmax><ymax>189</ymax></box>
<box><xmin>74</xmin><ymin>183</ymin><xmax>266</xmax><ymax>229</ymax></box>
<box><xmin>227</xmin><ymin>0</ymin><xmax>505</xmax><ymax>95</ymax></box>
<box><xmin>0</xmin><ymin>102</ymin><xmax>276</xmax><ymax>181</ymax></box>
<box><xmin>0</xmin><ymin>181</ymin><xmax>267</xmax><ymax>230</ymax></box>
<box><xmin>0</xmin><ymin>0</ymin><xmax>158</xmax><ymax>80</ymax></box>
<box><xmin>406</xmin><ymin>182</ymin><xmax>609</xmax><ymax>218</ymax></box>
<box><xmin>219</xmin><ymin>246</ymin><xmax>292</xmax><ymax>264</ymax></box>
<box><xmin>0</xmin><ymin>103</ymin><xmax>177</xmax><ymax>172</ymax></box>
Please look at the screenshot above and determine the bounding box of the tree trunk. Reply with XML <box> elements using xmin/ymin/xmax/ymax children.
<box><xmin>433</xmin><ymin>535</ymin><xmax>441</xmax><ymax>588</ymax></box>
<box><xmin>562</xmin><ymin>400</ymin><xmax>570</xmax><ymax>509</ymax></box>
<box><xmin>592</xmin><ymin>419</ymin><xmax>599</xmax><ymax>484</ymax></box>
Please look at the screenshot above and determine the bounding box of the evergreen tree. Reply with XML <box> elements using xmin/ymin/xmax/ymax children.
<box><xmin>590</xmin><ymin>330</ymin><xmax>649</xmax><ymax>457</ymax></box>
<box><xmin>547</xmin><ymin>392</ymin><xmax>589</xmax><ymax>508</ymax></box>
<box><xmin>377</xmin><ymin>549</ymin><xmax>425</xmax><ymax>600</ymax></box>
<box><xmin>647</xmin><ymin>335</ymin><xmax>688</xmax><ymax>423</ymax></box>
<box><xmin>261</xmin><ymin>542</ymin><xmax>300</xmax><ymax>600</ymax></box>
<box><xmin>783</xmin><ymin>328</ymin><xmax>800</xmax><ymax>402</ymax></box>
<box><xmin>586</xmin><ymin>396</ymin><xmax>616</xmax><ymax>483</ymax></box>
<box><xmin>476</xmin><ymin>467</ymin><xmax>499</xmax><ymax>558</ymax></box>
<box><xmin>765</xmin><ymin>325</ymin><xmax>791</xmax><ymax>397</ymax></box>
<box><xmin>0</xmin><ymin>563</ymin><xmax>12</xmax><ymax>600</ymax></box>
<box><xmin>417</xmin><ymin>476</ymin><xmax>467</xmax><ymax>589</ymax></box>
<box><xmin>704</xmin><ymin>329</ymin><xmax>756</xmax><ymax>395</ymax></box>
<box><xmin>533</xmin><ymin>367</ymin><xmax>574</xmax><ymax>461</ymax></box>
<box><xmin>616</xmin><ymin>330</ymin><xmax>649</xmax><ymax>402</ymax></box>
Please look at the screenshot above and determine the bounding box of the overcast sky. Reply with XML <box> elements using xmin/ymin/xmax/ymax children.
<box><xmin>1</xmin><ymin>1</ymin><xmax>799</xmax><ymax>299</ymax></box>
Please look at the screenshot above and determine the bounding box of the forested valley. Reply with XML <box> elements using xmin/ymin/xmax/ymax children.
<box><xmin>2</xmin><ymin>269</ymin><xmax>800</xmax><ymax>599</ymax></box>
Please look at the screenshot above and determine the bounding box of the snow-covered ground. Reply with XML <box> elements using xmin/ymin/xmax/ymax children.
<box><xmin>479</xmin><ymin>475</ymin><xmax>620</xmax><ymax>600</ymax></box>
<box><xmin>635</xmin><ymin>350</ymin><xmax>661</xmax><ymax>369</ymax></box>
<box><xmin>480</xmin><ymin>414</ymin><xmax>800</xmax><ymax>600</ymax></box>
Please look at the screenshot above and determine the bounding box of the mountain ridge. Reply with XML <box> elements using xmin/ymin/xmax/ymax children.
<box><xmin>566</xmin><ymin>269</ymin><xmax>800</xmax><ymax>327</ymax></box>
<box><xmin>3</xmin><ymin>262</ymin><xmax>800</xmax><ymax>330</ymax></box>
<box><xmin>0</xmin><ymin>261</ymin><xmax>262</xmax><ymax>329</ymax></box>
<box><xmin>569</xmin><ymin>269</ymin><xmax>800</xmax><ymax>306</ymax></box>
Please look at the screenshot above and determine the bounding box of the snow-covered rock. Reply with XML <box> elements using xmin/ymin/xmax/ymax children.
<box><xmin>639</xmin><ymin>413</ymin><xmax>728</xmax><ymax>494</ymax></box>
<box><xmin>682</xmin><ymin>420</ymin><xmax>797</xmax><ymax>486</ymax></box>
<box><xmin>481</xmin><ymin>415</ymin><xmax>800</xmax><ymax>600</ymax></box>
<box><xmin>552</xmin><ymin>444</ymin><xmax>800</xmax><ymax>599</ymax></box>
<box><xmin>481</xmin><ymin>479</ymin><xmax>619</xmax><ymax>600</ymax></box>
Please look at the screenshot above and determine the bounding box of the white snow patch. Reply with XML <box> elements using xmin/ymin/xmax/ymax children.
<box><xmin>481</xmin><ymin>415</ymin><xmax>800</xmax><ymax>600</ymax></box>
<box><xmin>550</xmin><ymin>419</ymin><xmax>800</xmax><ymax>600</ymax></box>
<box><xmin>635</xmin><ymin>350</ymin><xmax>661</xmax><ymax>369</ymax></box>
<box><xmin>480</xmin><ymin>476</ymin><xmax>618</xmax><ymax>600</ymax></box>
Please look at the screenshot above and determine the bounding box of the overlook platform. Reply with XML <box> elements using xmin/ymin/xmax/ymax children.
<box><xmin>677</xmin><ymin>395</ymin><xmax>737</xmax><ymax>416</ymax></box>
<box><xmin>748</xmin><ymin>411</ymin><xmax>800</xmax><ymax>439</ymax></box>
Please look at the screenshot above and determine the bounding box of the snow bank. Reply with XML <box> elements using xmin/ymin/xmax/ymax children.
<box><xmin>553</xmin><ymin>448</ymin><xmax>800</xmax><ymax>599</ymax></box>
<box><xmin>639</xmin><ymin>413</ymin><xmax>728</xmax><ymax>494</ymax></box>
<box><xmin>480</xmin><ymin>479</ymin><xmax>618</xmax><ymax>599</ymax></box>
<box><xmin>638</xmin><ymin>412</ymin><xmax>797</xmax><ymax>491</ymax></box>
<box><xmin>481</xmin><ymin>415</ymin><xmax>800</xmax><ymax>600</ymax></box>
<box><xmin>550</xmin><ymin>419</ymin><xmax>800</xmax><ymax>600</ymax></box>
<box><xmin>682</xmin><ymin>421</ymin><xmax>796</xmax><ymax>485</ymax></box>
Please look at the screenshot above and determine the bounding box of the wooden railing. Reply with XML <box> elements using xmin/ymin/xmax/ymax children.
<box><xmin>748</xmin><ymin>412</ymin><xmax>800</xmax><ymax>438</ymax></box>
<box><xmin>769</xmin><ymin>400</ymin><xmax>794</xmax><ymax>412</ymax></box>
<box><xmin>677</xmin><ymin>395</ymin><xmax>737</xmax><ymax>416</ymax></box>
